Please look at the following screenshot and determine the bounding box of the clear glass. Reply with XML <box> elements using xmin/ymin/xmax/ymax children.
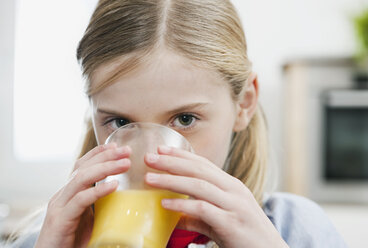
<box><xmin>88</xmin><ymin>122</ymin><xmax>192</xmax><ymax>248</ymax></box>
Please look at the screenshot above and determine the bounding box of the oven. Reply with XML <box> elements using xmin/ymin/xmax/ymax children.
<box><xmin>309</xmin><ymin>89</ymin><xmax>368</xmax><ymax>203</ymax></box>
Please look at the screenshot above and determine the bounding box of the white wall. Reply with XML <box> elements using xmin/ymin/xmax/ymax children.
<box><xmin>0</xmin><ymin>0</ymin><xmax>97</xmax><ymax>209</ymax></box>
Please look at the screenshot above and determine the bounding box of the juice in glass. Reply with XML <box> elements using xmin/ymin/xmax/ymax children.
<box><xmin>88</xmin><ymin>189</ymin><xmax>187</xmax><ymax>248</ymax></box>
<box><xmin>89</xmin><ymin>122</ymin><xmax>192</xmax><ymax>248</ymax></box>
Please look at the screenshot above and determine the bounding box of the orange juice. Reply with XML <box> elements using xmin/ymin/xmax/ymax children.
<box><xmin>88</xmin><ymin>190</ymin><xmax>187</xmax><ymax>248</ymax></box>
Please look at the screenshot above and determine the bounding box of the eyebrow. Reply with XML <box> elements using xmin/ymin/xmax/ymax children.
<box><xmin>96</xmin><ymin>102</ymin><xmax>210</xmax><ymax>118</ymax></box>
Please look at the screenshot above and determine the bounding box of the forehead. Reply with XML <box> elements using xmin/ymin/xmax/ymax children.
<box><xmin>90</xmin><ymin>50</ymin><xmax>232</xmax><ymax>113</ymax></box>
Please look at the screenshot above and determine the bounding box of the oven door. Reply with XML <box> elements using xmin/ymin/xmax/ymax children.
<box><xmin>323</xmin><ymin>90</ymin><xmax>368</xmax><ymax>181</ymax></box>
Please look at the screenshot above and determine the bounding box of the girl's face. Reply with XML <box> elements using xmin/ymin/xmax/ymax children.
<box><xmin>90</xmin><ymin>49</ymin><xmax>253</xmax><ymax>169</ymax></box>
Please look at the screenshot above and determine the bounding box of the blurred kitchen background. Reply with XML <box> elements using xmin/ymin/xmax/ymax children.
<box><xmin>1</xmin><ymin>0</ymin><xmax>368</xmax><ymax>247</ymax></box>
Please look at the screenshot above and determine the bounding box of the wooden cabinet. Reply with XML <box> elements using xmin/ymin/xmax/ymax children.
<box><xmin>282</xmin><ymin>57</ymin><xmax>365</xmax><ymax>202</ymax></box>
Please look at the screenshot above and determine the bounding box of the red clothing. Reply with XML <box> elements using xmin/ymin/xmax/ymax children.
<box><xmin>167</xmin><ymin>229</ymin><xmax>210</xmax><ymax>248</ymax></box>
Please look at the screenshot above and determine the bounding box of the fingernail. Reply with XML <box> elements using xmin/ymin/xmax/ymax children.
<box><xmin>105</xmin><ymin>180</ymin><xmax>118</xmax><ymax>188</ymax></box>
<box><xmin>161</xmin><ymin>199</ymin><xmax>171</xmax><ymax>207</ymax></box>
<box><xmin>146</xmin><ymin>172</ymin><xmax>160</xmax><ymax>182</ymax></box>
<box><xmin>116</xmin><ymin>158</ymin><xmax>129</xmax><ymax>166</ymax></box>
<box><xmin>146</xmin><ymin>153</ymin><xmax>159</xmax><ymax>163</ymax></box>
<box><xmin>116</xmin><ymin>146</ymin><xmax>129</xmax><ymax>154</ymax></box>
<box><xmin>159</xmin><ymin>145</ymin><xmax>171</xmax><ymax>153</ymax></box>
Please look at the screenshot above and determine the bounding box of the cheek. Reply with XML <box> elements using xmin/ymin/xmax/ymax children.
<box><xmin>94</xmin><ymin>130</ymin><xmax>107</xmax><ymax>145</ymax></box>
<box><xmin>188</xmin><ymin>125</ymin><xmax>233</xmax><ymax>169</ymax></box>
<box><xmin>91</xmin><ymin>117</ymin><xmax>109</xmax><ymax>145</ymax></box>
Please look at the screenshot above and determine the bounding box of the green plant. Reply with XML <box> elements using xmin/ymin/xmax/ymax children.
<box><xmin>354</xmin><ymin>8</ymin><xmax>368</xmax><ymax>63</ymax></box>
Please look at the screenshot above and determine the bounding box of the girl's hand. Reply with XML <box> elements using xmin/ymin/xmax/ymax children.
<box><xmin>35</xmin><ymin>143</ymin><xmax>131</xmax><ymax>248</ymax></box>
<box><xmin>144</xmin><ymin>146</ymin><xmax>289</xmax><ymax>248</ymax></box>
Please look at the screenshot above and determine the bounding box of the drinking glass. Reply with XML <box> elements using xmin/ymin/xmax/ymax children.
<box><xmin>88</xmin><ymin>122</ymin><xmax>192</xmax><ymax>248</ymax></box>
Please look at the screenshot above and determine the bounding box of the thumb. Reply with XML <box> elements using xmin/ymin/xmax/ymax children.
<box><xmin>74</xmin><ymin>207</ymin><xmax>94</xmax><ymax>248</ymax></box>
<box><xmin>176</xmin><ymin>214</ymin><xmax>213</xmax><ymax>238</ymax></box>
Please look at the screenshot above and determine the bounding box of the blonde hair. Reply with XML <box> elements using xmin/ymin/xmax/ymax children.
<box><xmin>76</xmin><ymin>0</ymin><xmax>268</xmax><ymax>205</ymax></box>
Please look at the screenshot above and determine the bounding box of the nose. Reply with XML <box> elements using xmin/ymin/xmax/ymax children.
<box><xmin>140</xmin><ymin>129</ymin><xmax>164</xmax><ymax>153</ymax></box>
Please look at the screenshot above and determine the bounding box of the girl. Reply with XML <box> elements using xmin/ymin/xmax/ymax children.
<box><xmin>11</xmin><ymin>0</ymin><xmax>347</xmax><ymax>247</ymax></box>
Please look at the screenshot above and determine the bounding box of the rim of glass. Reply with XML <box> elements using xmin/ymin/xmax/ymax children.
<box><xmin>104</xmin><ymin>122</ymin><xmax>190</xmax><ymax>145</ymax></box>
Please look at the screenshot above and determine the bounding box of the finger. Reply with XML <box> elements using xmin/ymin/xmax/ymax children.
<box><xmin>78</xmin><ymin>145</ymin><xmax>131</xmax><ymax>171</ymax></box>
<box><xmin>145</xmin><ymin>173</ymin><xmax>233</xmax><ymax>209</ymax></box>
<box><xmin>74</xmin><ymin>143</ymin><xmax>117</xmax><ymax>171</ymax></box>
<box><xmin>58</xmin><ymin>158</ymin><xmax>130</xmax><ymax>206</ymax></box>
<box><xmin>63</xmin><ymin>180</ymin><xmax>118</xmax><ymax>221</ymax></box>
<box><xmin>158</xmin><ymin>145</ymin><xmax>210</xmax><ymax>165</ymax></box>
<box><xmin>162</xmin><ymin>198</ymin><xmax>227</xmax><ymax>235</ymax></box>
<box><xmin>145</xmin><ymin>152</ymin><xmax>237</xmax><ymax>192</ymax></box>
<box><xmin>157</xmin><ymin>145</ymin><xmax>233</xmax><ymax>177</ymax></box>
